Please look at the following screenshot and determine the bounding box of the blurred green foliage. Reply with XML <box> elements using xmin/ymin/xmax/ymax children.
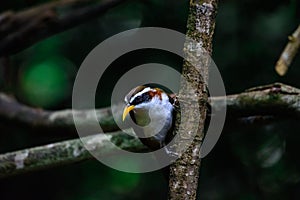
<box><xmin>19</xmin><ymin>57</ymin><xmax>74</xmax><ymax>108</ymax></box>
<box><xmin>12</xmin><ymin>31</ymin><xmax>76</xmax><ymax>108</ymax></box>
<box><xmin>0</xmin><ymin>0</ymin><xmax>300</xmax><ymax>199</ymax></box>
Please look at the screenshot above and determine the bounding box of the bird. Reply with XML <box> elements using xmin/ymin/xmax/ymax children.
<box><xmin>122</xmin><ymin>85</ymin><xmax>177</xmax><ymax>150</ymax></box>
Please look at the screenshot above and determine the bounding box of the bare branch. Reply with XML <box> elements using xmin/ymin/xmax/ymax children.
<box><xmin>275</xmin><ymin>25</ymin><xmax>300</xmax><ymax>76</ymax></box>
<box><xmin>1</xmin><ymin>82</ymin><xmax>300</xmax><ymax>132</ymax></box>
<box><xmin>213</xmin><ymin>82</ymin><xmax>300</xmax><ymax>118</ymax></box>
<box><xmin>0</xmin><ymin>0</ymin><xmax>128</xmax><ymax>56</ymax></box>
<box><xmin>0</xmin><ymin>93</ymin><xmax>123</xmax><ymax>132</ymax></box>
<box><xmin>0</xmin><ymin>130</ymin><xmax>146</xmax><ymax>178</ymax></box>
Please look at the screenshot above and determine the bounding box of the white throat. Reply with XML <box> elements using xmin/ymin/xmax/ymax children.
<box><xmin>133</xmin><ymin>93</ymin><xmax>173</xmax><ymax>141</ymax></box>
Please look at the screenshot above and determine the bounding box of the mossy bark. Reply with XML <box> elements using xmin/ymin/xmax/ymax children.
<box><xmin>0</xmin><ymin>131</ymin><xmax>146</xmax><ymax>178</ymax></box>
<box><xmin>168</xmin><ymin>0</ymin><xmax>218</xmax><ymax>199</ymax></box>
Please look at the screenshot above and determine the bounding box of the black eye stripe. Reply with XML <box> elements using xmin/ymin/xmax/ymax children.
<box><xmin>131</xmin><ymin>93</ymin><xmax>150</xmax><ymax>105</ymax></box>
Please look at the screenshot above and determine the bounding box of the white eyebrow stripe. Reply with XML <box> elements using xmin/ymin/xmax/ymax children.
<box><xmin>129</xmin><ymin>87</ymin><xmax>155</xmax><ymax>104</ymax></box>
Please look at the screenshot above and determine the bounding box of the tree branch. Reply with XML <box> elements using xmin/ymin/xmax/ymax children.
<box><xmin>0</xmin><ymin>0</ymin><xmax>128</xmax><ymax>56</ymax></box>
<box><xmin>275</xmin><ymin>24</ymin><xmax>300</xmax><ymax>76</ymax></box>
<box><xmin>0</xmin><ymin>93</ymin><xmax>122</xmax><ymax>132</ymax></box>
<box><xmin>212</xmin><ymin>82</ymin><xmax>300</xmax><ymax>118</ymax></box>
<box><xmin>1</xmin><ymin>82</ymin><xmax>300</xmax><ymax>132</ymax></box>
<box><xmin>168</xmin><ymin>0</ymin><xmax>218</xmax><ymax>199</ymax></box>
<box><xmin>0</xmin><ymin>130</ymin><xmax>147</xmax><ymax>178</ymax></box>
<box><xmin>0</xmin><ymin>84</ymin><xmax>300</xmax><ymax>178</ymax></box>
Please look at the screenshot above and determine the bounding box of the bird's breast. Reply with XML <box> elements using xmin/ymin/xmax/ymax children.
<box><xmin>133</xmin><ymin>103</ymin><xmax>173</xmax><ymax>141</ymax></box>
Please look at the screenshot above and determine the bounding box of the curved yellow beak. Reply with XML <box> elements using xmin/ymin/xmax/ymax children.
<box><xmin>122</xmin><ymin>105</ymin><xmax>135</xmax><ymax>121</ymax></box>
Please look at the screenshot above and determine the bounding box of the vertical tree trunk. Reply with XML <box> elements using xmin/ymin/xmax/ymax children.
<box><xmin>168</xmin><ymin>0</ymin><xmax>218</xmax><ymax>199</ymax></box>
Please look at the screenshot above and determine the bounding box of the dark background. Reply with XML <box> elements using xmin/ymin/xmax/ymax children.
<box><xmin>0</xmin><ymin>0</ymin><xmax>300</xmax><ymax>199</ymax></box>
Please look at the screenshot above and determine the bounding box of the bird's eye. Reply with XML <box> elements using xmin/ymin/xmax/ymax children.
<box><xmin>136</xmin><ymin>96</ymin><xmax>142</xmax><ymax>102</ymax></box>
<box><xmin>131</xmin><ymin>96</ymin><xmax>141</xmax><ymax>105</ymax></box>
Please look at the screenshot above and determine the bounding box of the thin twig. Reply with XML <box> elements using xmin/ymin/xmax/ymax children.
<box><xmin>275</xmin><ymin>25</ymin><xmax>300</xmax><ymax>76</ymax></box>
<box><xmin>0</xmin><ymin>0</ymin><xmax>128</xmax><ymax>56</ymax></box>
<box><xmin>0</xmin><ymin>130</ymin><xmax>146</xmax><ymax>178</ymax></box>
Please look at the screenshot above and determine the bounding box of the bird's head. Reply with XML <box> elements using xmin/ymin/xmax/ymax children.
<box><xmin>122</xmin><ymin>86</ymin><xmax>174</xmax><ymax>122</ymax></box>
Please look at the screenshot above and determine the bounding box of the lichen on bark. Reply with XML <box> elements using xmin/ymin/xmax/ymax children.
<box><xmin>168</xmin><ymin>0</ymin><xmax>218</xmax><ymax>199</ymax></box>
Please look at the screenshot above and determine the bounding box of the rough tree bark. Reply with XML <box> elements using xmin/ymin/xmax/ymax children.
<box><xmin>168</xmin><ymin>0</ymin><xmax>218</xmax><ymax>199</ymax></box>
<box><xmin>0</xmin><ymin>130</ymin><xmax>146</xmax><ymax>178</ymax></box>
